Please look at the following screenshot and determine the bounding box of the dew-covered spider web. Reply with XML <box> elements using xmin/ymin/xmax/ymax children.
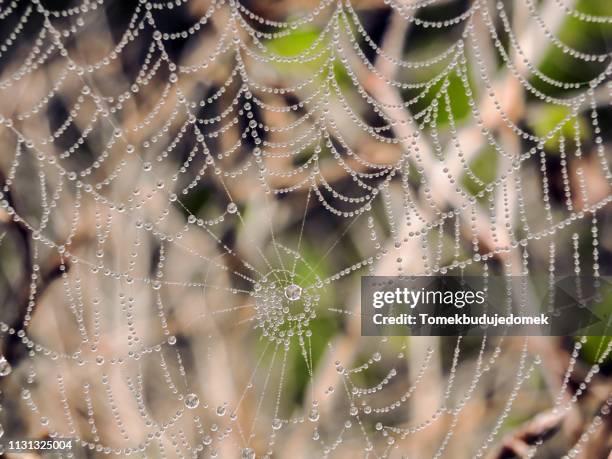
<box><xmin>0</xmin><ymin>0</ymin><xmax>611</xmax><ymax>457</ymax></box>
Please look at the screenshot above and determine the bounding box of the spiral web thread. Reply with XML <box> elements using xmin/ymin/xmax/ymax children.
<box><xmin>0</xmin><ymin>0</ymin><xmax>611</xmax><ymax>457</ymax></box>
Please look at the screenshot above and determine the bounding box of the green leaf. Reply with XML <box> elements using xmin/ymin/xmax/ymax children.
<box><xmin>461</xmin><ymin>145</ymin><xmax>498</xmax><ymax>200</ymax></box>
<box><xmin>267</xmin><ymin>26</ymin><xmax>324</xmax><ymax>57</ymax></box>
<box><xmin>529</xmin><ymin>106</ymin><xmax>588</xmax><ymax>151</ymax></box>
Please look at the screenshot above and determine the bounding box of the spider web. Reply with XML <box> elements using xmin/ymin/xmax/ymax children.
<box><xmin>0</xmin><ymin>0</ymin><xmax>611</xmax><ymax>457</ymax></box>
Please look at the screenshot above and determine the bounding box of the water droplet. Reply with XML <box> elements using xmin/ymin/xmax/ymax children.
<box><xmin>227</xmin><ymin>202</ymin><xmax>238</xmax><ymax>214</ymax></box>
<box><xmin>241</xmin><ymin>448</ymin><xmax>255</xmax><ymax>459</ymax></box>
<box><xmin>308</xmin><ymin>408</ymin><xmax>319</xmax><ymax>422</ymax></box>
<box><xmin>272</xmin><ymin>418</ymin><xmax>282</xmax><ymax>430</ymax></box>
<box><xmin>185</xmin><ymin>393</ymin><xmax>199</xmax><ymax>409</ymax></box>
<box><xmin>0</xmin><ymin>357</ymin><xmax>12</xmax><ymax>377</ymax></box>
<box><xmin>284</xmin><ymin>284</ymin><xmax>302</xmax><ymax>301</ymax></box>
<box><xmin>216</xmin><ymin>405</ymin><xmax>226</xmax><ymax>416</ymax></box>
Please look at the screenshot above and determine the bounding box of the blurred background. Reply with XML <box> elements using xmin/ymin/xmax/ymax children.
<box><xmin>0</xmin><ymin>0</ymin><xmax>611</xmax><ymax>457</ymax></box>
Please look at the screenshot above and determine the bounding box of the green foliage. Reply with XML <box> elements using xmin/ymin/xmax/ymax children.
<box><xmin>461</xmin><ymin>145</ymin><xmax>498</xmax><ymax>201</ymax></box>
<box><xmin>581</xmin><ymin>336</ymin><xmax>612</xmax><ymax>365</ymax></box>
<box><xmin>284</xmin><ymin>242</ymin><xmax>342</xmax><ymax>407</ymax></box>
<box><xmin>286</xmin><ymin>316</ymin><xmax>339</xmax><ymax>406</ymax></box>
<box><xmin>295</xmin><ymin>242</ymin><xmax>330</xmax><ymax>287</ymax></box>
<box><xmin>409</xmin><ymin>71</ymin><xmax>472</xmax><ymax>126</ymax></box>
<box><xmin>252</xmin><ymin>240</ymin><xmax>339</xmax><ymax>410</ymax></box>
<box><xmin>333</xmin><ymin>60</ymin><xmax>351</xmax><ymax>89</ymax></box>
<box><xmin>529</xmin><ymin>105</ymin><xmax>589</xmax><ymax>151</ymax></box>
<box><xmin>560</xmin><ymin>0</ymin><xmax>612</xmax><ymax>46</ymax></box>
<box><xmin>266</xmin><ymin>26</ymin><xmax>323</xmax><ymax>57</ymax></box>
<box><xmin>265</xmin><ymin>25</ymin><xmax>350</xmax><ymax>88</ymax></box>
<box><xmin>578</xmin><ymin>284</ymin><xmax>612</xmax><ymax>365</ymax></box>
<box><xmin>532</xmin><ymin>0</ymin><xmax>612</xmax><ymax>98</ymax></box>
